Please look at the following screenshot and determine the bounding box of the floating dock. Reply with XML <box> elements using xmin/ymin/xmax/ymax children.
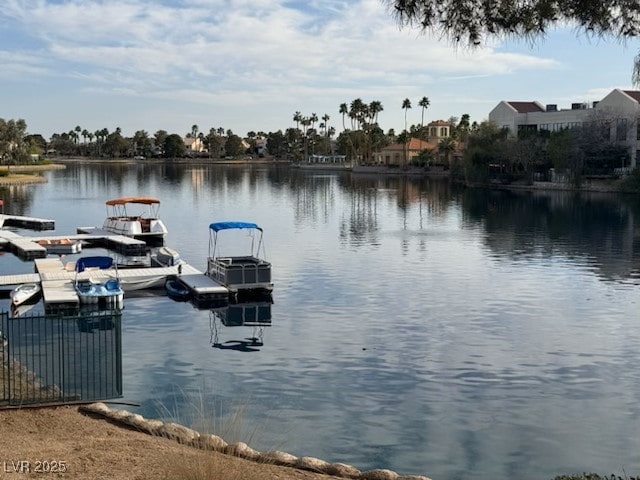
<box><xmin>0</xmin><ymin>258</ymin><xmax>228</xmax><ymax>310</ymax></box>
<box><xmin>0</xmin><ymin>214</ymin><xmax>55</xmax><ymax>231</ymax></box>
<box><xmin>0</xmin><ymin>214</ymin><xmax>230</xmax><ymax>309</ymax></box>
<box><xmin>0</xmin><ymin>231</ymin><xmax>148</xmax><ymax>259</ymax></box>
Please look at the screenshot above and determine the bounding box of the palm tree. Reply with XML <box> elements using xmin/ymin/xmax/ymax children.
<box><xmin>369</xmin><ymin>101</ymin><xmax>383</xmax><ymax>124</ymax></box>
<box><xmin>339</xmin><ymin>104</ymin><xmax>348</xmax><ymax>131</ymax></box>
<box><xmin>402</xmin><ymin>98</ymin><xmax>412</xmax><ymax>166</ymax></box>
<box><xmin>418</xmin><ymin>97</ymin><xmax>430</xmax><ymax>138</ymax></box>
<box><xmin>438</xmin><ymin>137</ymin><xmax>456</xmax><ymax>168</ymax></box>
<box><xmin>293</xmin><ymin>112</ymin><xmax>302</xmax><ymax>132</ymax></box>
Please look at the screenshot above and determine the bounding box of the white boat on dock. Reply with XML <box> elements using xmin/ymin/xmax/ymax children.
<box><xmin>73</xmin><ymin>256</ymin><xmax>124</xmax><ymax>308</ymax></box>
<box><xmin>101</xmin><ymin>196</ymin><xmax>167</xmax><ymax>244</ymax></box>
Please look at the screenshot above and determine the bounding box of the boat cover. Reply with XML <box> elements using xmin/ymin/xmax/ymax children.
<box><xmin>76</xmin><ymin>256</ymin><xmax>114</xmax><ymax>272</ymax></box>
<box><xmin>209</xmin><ymin>221</ymin><xmax>261</xmax><ymax>232</ymax></box>
<box><xmin>105</xmin><ymin>196</ymin><xmax>160</xmax><ymax>206</ymax></box>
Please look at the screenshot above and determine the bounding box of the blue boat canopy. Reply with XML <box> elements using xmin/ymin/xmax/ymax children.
<box><xmin>76</xmin><ymin>256</ymin><xmax>114</xmax><ymax>272</ymax></box>
<box><xmin>209</xmin><ymin>221</ymin><xmax>262</xmax><ymax>232</ymax></box>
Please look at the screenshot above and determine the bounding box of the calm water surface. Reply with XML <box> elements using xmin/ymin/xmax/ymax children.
<box><xmin>2</xmin><ymin>162</ymin><xmax>640</xmax><ymax>480</ymax></box>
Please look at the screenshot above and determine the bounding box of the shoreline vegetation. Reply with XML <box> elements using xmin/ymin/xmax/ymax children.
<box><xmin>0</xmin><ymin>157</ymin><xmax>634</xmax><ymax>194</ymax></box>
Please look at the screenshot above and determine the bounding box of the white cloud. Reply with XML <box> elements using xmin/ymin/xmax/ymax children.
<box><xmin>0</xmin><ymin>0</ymin><xmax>584</xmax><ymax>136</ymax></box>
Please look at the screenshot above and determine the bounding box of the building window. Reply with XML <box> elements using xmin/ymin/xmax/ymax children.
<box><xmin>617</xmin><ymin>118</ymin><xmax>628</xmax><ymax>141</ymax></box>
<box><xmin>636</xmin><ymin>120</ymin><xmax>640</xmax><ymax>140</ymax></box>
<box><xmin>430</xmin><ymin>127</ymin><xmax>436</xmax><ymax>137</ymax></box>
<box><xmin>440</xmin><ymin>127</ymin><xmax>447</xmax><ymax>137</ymax></box>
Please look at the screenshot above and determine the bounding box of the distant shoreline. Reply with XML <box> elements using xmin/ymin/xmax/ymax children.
<box><xmin>0</xmin><ymin>163</ymin><xmax>66</xmax><ymax>185</ymax></box>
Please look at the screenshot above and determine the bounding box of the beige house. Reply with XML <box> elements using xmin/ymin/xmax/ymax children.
<box><xmin>427</xmin><ymin>120</ymin><xmax>452</xmax><ymax>142</ymax></box>
<box><xmin>183</xmin><ymin>136</ymin><xmax>206</xmax><ymax>153</ymax></box>
<box><xmin>488</xmin><ymin>88</ymin><xmax>640</xmax><ymax>169</ymax></box>
<box><xmin>376</xmin><ymin>138</ymin><xmax>438</xmax><ymax>166</ymax></box>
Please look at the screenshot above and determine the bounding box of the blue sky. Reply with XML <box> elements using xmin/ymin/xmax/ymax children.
<box><xmin>1</xmin><ymin>0</ymin><xmax>638</xmax><ymax>139</ymax></box>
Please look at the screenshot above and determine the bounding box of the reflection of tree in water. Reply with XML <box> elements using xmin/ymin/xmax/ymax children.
<box><xmin>0</xmin><ymin>185</ymin><xmax>35</xmax><ymax>216</ymax></box>
<box><xmin>339</xmin><ymin>180</ymin><xmax>379</xmax><ymax>247</ymax></box>
<box><xmin>291</xmin><ymin>171</ymin><xmax>336</xmax><ymax>227</ymax></box>
<box><xmin>338</xmin><ymin>176</ymin><xmax>455</xmax><ymax>248</ymax></box>
<box><xmin>461</xmin><ymin>189</ymin><xmax>640</xmax><ymax>281</ymax></box>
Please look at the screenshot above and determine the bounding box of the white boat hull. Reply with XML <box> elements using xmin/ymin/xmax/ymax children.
<box><xmin>10</xmin><ymin>283</ymin><xmax>41</xmax><ymax>306</ymax></box>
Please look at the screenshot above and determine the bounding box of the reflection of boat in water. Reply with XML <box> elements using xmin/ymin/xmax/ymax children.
<box><xmin>77</xmin><ymin>310</ymin><xmax>119</xmax><ymax>333</ymax></box>
<box><xmin>206</xmin><ymin>222</ymin><xmax>273</xmax><ymax>295</ymax></box>
<box><xmin>209</xmin><ymin>299</ymin><xmax>272</xmax><ymax>352</ymax></box>
<box><xmin>102</xmin><ymin>196</ymin><xmax>168</xmax><ymax>244</ymax></box>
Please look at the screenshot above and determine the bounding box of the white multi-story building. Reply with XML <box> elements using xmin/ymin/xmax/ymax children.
<box><xmin>489</xmin><ymin>88</ymin><xmax>640</xmax><ymax>168</ymax></box>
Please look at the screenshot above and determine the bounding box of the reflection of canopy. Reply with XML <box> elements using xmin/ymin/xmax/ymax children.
<box><xmin>105</xmin><ymin>197</ymin><xmax>160</xmax><ymax>206</ymax></box>
<box><xmin>209</xmin><ymin>221</ymin><xmax>262</xmax><ymax>232</ymax></box>
<box><xmin>75</xmin><ymin>256</ymin><xmax>114</xmax><ymax>272</ymax></box>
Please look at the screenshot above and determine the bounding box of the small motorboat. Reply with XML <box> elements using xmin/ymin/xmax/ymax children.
<box><xmin>10</xmin><ymin>283</ymin><xmax>41</xmax><ymax>306</ymax></box>
<box><xmin>165</xmin><ymin>276</ymin><xmax>190</xmax><ymax>301</ymax></box>
<box><xmin>152</xmin><ymin>246</ymin><xmax>185</xmax><ymax>267</ymax></box>
<box><xmin>36</xmin><ymin>238</ymin><xmax>82</xmax><ymax>254</ymax></box>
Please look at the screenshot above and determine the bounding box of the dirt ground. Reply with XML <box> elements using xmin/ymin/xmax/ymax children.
<box><xmin>0</xmin><ymin>406</ymin><xmax>343</xmax><ymax>480</ymax></box>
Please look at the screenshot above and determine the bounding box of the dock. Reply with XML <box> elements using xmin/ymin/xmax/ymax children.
<box><xmin>0</xmin><ymin>214</ymin><xmax>54</xmax><ymax>231</ymax></box>
<box><xmin>0</xmin><ymin>215</ymin><xmax>230</xmax><ymax>308</ymax></box>
<box><xmin>0</xmin><ymin>231</ymin><xmax>148</xmax><ymax>259</ymax></box>
<box><xmin>0</xmin><ymin>258</ymin><xmax>229</xmax><ymax>310</ymax></box>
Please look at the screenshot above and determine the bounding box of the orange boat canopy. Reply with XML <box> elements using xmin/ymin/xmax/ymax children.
<box><xmin>105</xmin><ymin>196</ymin><xmax>160</xmax><ymax>206</ymax></box>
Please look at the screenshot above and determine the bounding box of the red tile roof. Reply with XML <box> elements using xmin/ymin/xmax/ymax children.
<box><xmin>506</xmin><ymin>101</ymin><xmax>544</xmax><ymax>113</ymax></box>
<box><xmin>623</xmin><ymin>90</ymin><xmax>640</xmax><ymax>103</ymax></box>
<box><xmin>428</xmin><ymin>120</ymin><xmax>451</xmax><ymax>126</ymax></box>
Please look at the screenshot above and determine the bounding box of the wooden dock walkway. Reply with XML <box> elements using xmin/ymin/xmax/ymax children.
<box><xmin>0</xmin><ymin>230</ymin><xmax>148</xmax><ymax>259</ymax></box>
<box><xmin>0</xmin><ymin>259</ymin><xmax>229</xmax><ymax>308</ymax></box>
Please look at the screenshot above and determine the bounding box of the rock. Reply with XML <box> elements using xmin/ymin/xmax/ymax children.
<box><xmin>397</xmin><ymin>476</ymin><xmax>432</xmax><ymax>480</ymax></box>
<box><xmin>296</xmin><ymin>456</ymin><xmax>331</xmax><ymax>473</ymax></box>
<box><xmin>80</xmin><ymin>403</ymin><xmax>111</xmax><ymax>416</ymax></box>
<box><xmin>121</xmin><ymin>413</ymin><xmax>146</xmax><ymax>430</ymax></box>
<box><xmin>108</xmin><ymin>409</ymin><xmax>132</xmax><ymax>423</ymax></box>
<box><xmin>260</xmin><ymin>450</ymin><xmax>298</xmax><ymax>466</ymax></box>
<box><xmin>141</xmin><ymin>419</ymin><xmax>165</xmax><ymax>435</ymax></box>
<box><xmin>157</xmin><ymin>422</ymin><xmax>199</xmax><ymax>444</ymax></box>
<box><xmin>195</xmin><ymin>434</ymin><xmax>227</xmax><ymax>451</ymax></box>
<box><xmin>326</xmin><ymin>463</ymin><xmax>362</xmax><ymax>478</ymax></box>
<box><xmin>224</xmin><ymin>442</ymin><xmax>261</xmax><ymax>460</ymax></box>
<box><xmin>359</xmin><ymin>469</ymin><xmax>399</xmax><ymax>480</ymax></box>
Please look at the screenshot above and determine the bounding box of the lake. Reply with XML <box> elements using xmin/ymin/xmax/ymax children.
<box><xmin>1</xmin><ymin>161</ymin><xmax>640</xmax><ymax>480</ymax></box>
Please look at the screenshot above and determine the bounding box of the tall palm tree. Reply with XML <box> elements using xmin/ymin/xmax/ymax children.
<box><xmin>418</xmin><ymin>97</ymin><xmax>430</xmax><ymax>132</ymax></box>
<box><xmin>438</xmin><ymin>137</ymin><xmax>456</xmax><ymax>168</ymax></box>
<box><xmin>402</xmin><ymin>98</ymin><xmax>412</xmax><ymax>166</ymax></box>
<box><xmin>339</xmin><ymin>104</ymin><xmax>348</xmax><ymax>131</ymax></box>
<box><xmin>293</xmin><ymin>112</ymin><xmax>302</xmax><ymax>132</ymax></box>
<box><xmin>322</xmin><ymin>114</ymin><xmax>330</xmax><ymax>141</ymax></box>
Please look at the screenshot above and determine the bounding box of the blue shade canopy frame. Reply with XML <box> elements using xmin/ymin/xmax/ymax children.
<box><xmin>208</xmin><ymin>222</ymin><xmax>265</xmax><ymax>258</ymax></box>
<box><xmin>209</xmin><ymin>221</ymin><xmax>262</xmax><ymax>232</ymax></box>
<box><xmin>75</xmin><ymin>256</ymin><xmax>114</xmax><ymax>272</ymax></box>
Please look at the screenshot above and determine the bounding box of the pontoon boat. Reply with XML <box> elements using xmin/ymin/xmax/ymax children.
<box><xmin>102</xmin><ymin>196</ymin><xmax>168</xmax><ymax>244</ymax></box>
<box><xmin>206</xmin><ymin>221</ymin><xmax>273</xmax><ymax>294</ymax></box>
